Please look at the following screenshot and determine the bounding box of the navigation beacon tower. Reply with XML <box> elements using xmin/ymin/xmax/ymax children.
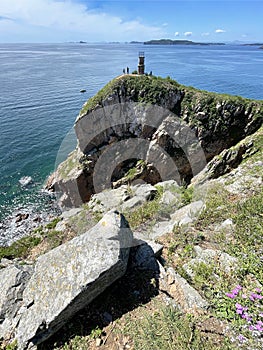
<box><xmin>138</xmin><ymin>52</ymin><xmax>145</xmax><ymax>75</ymax></box>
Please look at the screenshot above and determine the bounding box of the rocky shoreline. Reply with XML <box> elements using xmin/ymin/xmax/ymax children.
<box><xmin>0</xmin><ymin>191</ymin><xmax>61</xmax><ymax>246</ymax></box>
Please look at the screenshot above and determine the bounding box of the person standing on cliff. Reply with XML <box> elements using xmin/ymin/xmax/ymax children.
<box><xmin>127</xmin><ymin>67</ymin><xmax>129</xmax><ymax>74</ymax></box>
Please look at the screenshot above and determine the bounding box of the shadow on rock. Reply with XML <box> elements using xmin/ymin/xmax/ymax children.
<box><xmin>39</xmin><ymin>243</ymin><xmax>160</xmax><ymax>349</ymax></box>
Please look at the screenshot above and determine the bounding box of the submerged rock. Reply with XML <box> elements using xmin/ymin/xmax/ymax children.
<box><xmin>19</xmin><ymin>177</ymin><xmax>33</xmax><ymax>187</ymax></box>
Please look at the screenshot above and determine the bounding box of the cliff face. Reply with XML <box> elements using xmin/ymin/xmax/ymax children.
<box><xmin>49</xmin><ymin>75</ymin><xmax>263</xmax><ymax>208</ymax></box>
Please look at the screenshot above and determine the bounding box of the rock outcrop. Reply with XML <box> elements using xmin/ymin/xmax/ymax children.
<box><xmin>48</xmin><ymin>75</ymin><xmax>263</xmax><ymax>209</ymax></box>
<box><xmin>0</xmin><ymin>265</ymin><xmax>33</xmax><ymax>341</ymax></box>
<box><xmin>89</xmin><ymin>183</ymin><xmax>157</xmax><ymax>213</ymax></box>
<box><xmin>0</xmin><ymin>211</ymin><xmax>133</xmax><ymax>349</ymax></box>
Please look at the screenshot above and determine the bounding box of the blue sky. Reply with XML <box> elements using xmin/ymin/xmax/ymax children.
<box><xmin>0</xmin><ymin>0</ymin><xmax>262</xmax><ymax>43</ymax></box>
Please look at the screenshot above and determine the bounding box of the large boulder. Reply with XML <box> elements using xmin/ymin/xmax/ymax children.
<box><xmin>0</xmin><ymin>265</ymin><xmax>33</xmax><ymax>341</ymax></box>
<box><xmin>15</xmin><ymin>210</ymin><xmax>133</xmax><ymax>349</ymax></box>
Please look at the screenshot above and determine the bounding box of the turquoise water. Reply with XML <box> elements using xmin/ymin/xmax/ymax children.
<box><xmin>0</xmin><ymin>43</ymin><xmax>263</xmax><ymax>224</ymax></box>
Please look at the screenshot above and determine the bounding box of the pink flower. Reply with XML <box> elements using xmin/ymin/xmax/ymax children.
<box><xmin>250</xmin><ymin>292</ymin><xmax>263</xmax><ymax>300</ymax></box>
<box><xmin>226</xmin><ymin>292</ymin><xmax>235</xmax><ymax>299</ymax></box>
<box><xmin>255</xmin><ymin>324</ymin><xmax>263</xmax><ymax>332</ymax></box>
<box><xmin>242</xmin><ymin>313</ymin><xmax>252</xmax><ymax>322</ymax></box>
<box><xmin>237</xmin><ymin>334</ymin><xmax>247</xmax><ymax>343</ymax></box>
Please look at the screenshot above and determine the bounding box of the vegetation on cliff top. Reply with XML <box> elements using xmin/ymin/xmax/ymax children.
<box><xmin>79</xmin><ymin>75</ymin><xmax>263</xmax><ymax>124</ymax></box>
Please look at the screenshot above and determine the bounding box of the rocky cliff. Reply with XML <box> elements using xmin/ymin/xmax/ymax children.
<box><xmin>48</xmin><ymin>75</ymin><xmax>263</xmax><ymax>208</ymax></box>
<box><xmin>1</xmin><ymin>75</ymin><xmax>263</xmax><ymax>349</ymax></box>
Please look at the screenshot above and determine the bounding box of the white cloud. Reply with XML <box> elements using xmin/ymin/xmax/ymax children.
<box><xmin>202</xmin><ymin>32</ymin><xmax>210</xmax><ymax>37</ymax></box>
<box><xmin>184</xmin><ymin>31</ymin><xmax>192</xmax><ymax>37</ymax></box>
<box><xmin>215</xmin><ymin>29</ymin><xmax>226</xmax><ymax>33</ymax></box>
<box><xmin>174</xmin><ymin>31</ymin><xmax>180</xmax><ymax>37</ymax></box>
<box><xmin>0</xmin><ymin>0</ymin><xmax>166</xmax><ymax>42</ymax></box>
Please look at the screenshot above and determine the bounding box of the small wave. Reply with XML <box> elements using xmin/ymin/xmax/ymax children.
<box><xmin>19</xmin><ymin>176</ymin><xmax>33</xmax><ymax>187</ymax></box>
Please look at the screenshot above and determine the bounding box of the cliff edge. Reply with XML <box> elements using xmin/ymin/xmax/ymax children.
<box><xmin>48</xmin><ymin>75</ymin><xmax>263</xmax><ymax>208</ymax></box>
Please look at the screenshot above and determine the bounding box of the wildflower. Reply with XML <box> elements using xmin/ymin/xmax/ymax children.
<box><xmin>242</xmin><ymin>313</ymin><xmax>252</xmax><ymax>322</ymax></box>
<box><xmin>235</xmin><ymin>303</ymin><xmax>246</xmax><ymax>315</ymax></box>
<box><xmin>237</xmin><ymin>334</ymin><xmax>247</xmax><ymax>343</ymax></box>
<box><xmin>255</xmin><ymin>288</ymin><xmax>262</xmax><ymax>293</ymax></box>
<box><xmin>226</xmin><ymin>286</ymin><xmax>242</xmax><ymax>299</ymax></box>
<box><xmin>232</xmin><ymin>288</ymin><xmax>240</xmax><ymax>295</ymax></box>
<box><xmin>255</xmin><ymin>324</ymin><xmax>263</xmax><ymax>332</ymax></box>
<box><xmin>226</xmin><ymin>292</ymin><xmax>235</xmax><ymax>299</ymax></box>
<box><xmin>235</xmin><ymin>303</ymin><xmax>246</xmax><ymax>310</ymax></box>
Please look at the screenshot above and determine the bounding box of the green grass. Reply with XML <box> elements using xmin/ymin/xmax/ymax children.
<box><xmin>0</xmin><ymin>217</ymin><xmax>65</xmax><ymax>261</ymax></box>
<box><xmin>123</xmin><ymin>185</ymin><xmax>163</xmax><ymax>229</ymax></box>
<box><xmin>45</xmin><ymin>217</ymin><xmax>62</xmax><ymax>230</ymax></box>
<box><xmin>195</xmin><ymin>183</ymin><xmax>234</xmax><ymax>229</ymax></box>
<box><xmin>227</xmin><ymin>190</ymin><xmax>263</xmax><ymax>284</ymax></box>
<box><xmin>0</xmin><ymin>236</ymin><xmax>41</xmax><ymax>260</ymax></box>
<box><xmin>80</xmin><ymin>75</ymin><xmax>182</xmax><ymax>116</ymax></box>
<box><xmin>54</xmin><ymin>336</ymin><xmax>89</xmax><ymax>350</ymax></box>
<box><xmin>123</xmin><ymin>303</ymin><xmax>234</xmax><ymax>350</ymax></box>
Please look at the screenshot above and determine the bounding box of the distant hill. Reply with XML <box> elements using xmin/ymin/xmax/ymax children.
<box><xmin>144</xmin><ymin>39</ymin><xmax>225</xmax><ymax>46</ymax></box>
<box><xmin>243</xmin><ymin>43</ymin><xmax>263</xmax><ymax>46</ymax></box>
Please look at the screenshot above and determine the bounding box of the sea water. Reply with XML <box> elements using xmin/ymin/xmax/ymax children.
<box><xmin>0</xmin><ymin>43</ymin><xmax>263</xmax><ymax>242</ymax></box>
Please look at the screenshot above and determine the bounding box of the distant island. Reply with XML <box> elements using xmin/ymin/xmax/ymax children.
<box><xmin>243</xmin><ymin>43</ymin><xmax>263</xmax><ymax>46</ymax></box>
<box><xmin>144</xmin><ymin>39</ymin><xmax>225</xmax><ymax>46</ymax></box>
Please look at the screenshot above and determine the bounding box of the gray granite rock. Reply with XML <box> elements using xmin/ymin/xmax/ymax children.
<box><xmin>215</xmin><ymin>219</ymin><xmax>235</xmax><ymax>232</ymax></box>
<box><xmin>15</xmin><ymin>210</ymin><xmax>133</xmax><ymax>349</ymax></box>
<box><xmin>130</xmin><ymin>240</ymin><xmax>163</xmax><ymax>271</ymax></box>
<box><xmin>0</xmin><ymin>265</ymin><xmax>33</xmax><ymax>340</ymax></box>
<box><xmin>89</xmin><ymin>183</ymin><xmax>157</xmax><ymax>213</ymax></box>
<box><xmin>183</xmin><ymin>246</ymin><xmax>238</xmax><ymax>278</ymax></box>
<box><xmin>131</xmin><ymin>243</ymin><xmax>159</xmax><ymax>271</ymax></box>
<box><xmin>170</xmin><ymin>200</ymin><xmax>205</xmax><ymax>228</ymax></box>
<box><xmin>159</xmin><ymin>266</ymin><xmax>208</xmax><ymax>313</ymax></box>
